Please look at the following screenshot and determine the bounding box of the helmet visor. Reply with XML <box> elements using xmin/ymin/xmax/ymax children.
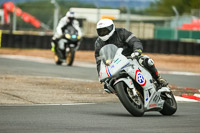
<box><xmin>97</xmin><ymin>24</ymin><xmax>113</xmax><ymax>37</ymax></box>
<box><xmin>68</xmin><ymin>17</ymin><xmax>74</xmax><ymax>22</ymax></box>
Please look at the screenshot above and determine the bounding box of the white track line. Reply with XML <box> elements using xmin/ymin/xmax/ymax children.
<box><xmin>1</xmin><ymin>103</ymin><xmax>96</xmax><ymax>106</ymax></box>
<box><xmin>0</xmin><ymin>55</ymin><xmax>96</xmax><ymax>68</ymax></box>
<box><xmin>175</xmin><ymin>96</ymin><xmax>198</xmax><ymax>102</ymax></box>
<box><xmin>22</xmin><ymin>75</ymin><xmax>97</xmax><ymax>82</ymax></box>
<box><xmin>160</xmin><ymin>70</ymin><xmax>200</xmax><ymax>76</ymax></box>
<box><xmin>30</xmin><ymin>103</ymin><xmax>96</xmax><ymax>106</ymax></box>
<box><xmin>0</xmin><ymin>55</ymin><xmax>54</xmax><ymax>64</ymax></box>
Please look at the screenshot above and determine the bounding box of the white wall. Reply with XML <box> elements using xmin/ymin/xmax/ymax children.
<box><xmin>70</xmin><ymin>8</ymin><xmax>120</xmax><ymax>22</ymax></box>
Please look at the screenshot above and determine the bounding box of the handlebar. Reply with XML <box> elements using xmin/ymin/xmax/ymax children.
<box><xmin>127</xmin><ymin>55</ymin><xmax>140</xmax><ymax>60</ymax></box>
<box><xmin>127</xmin><ymin>56</ymin><xmax>132</xmax><ymax>59</ymax></box>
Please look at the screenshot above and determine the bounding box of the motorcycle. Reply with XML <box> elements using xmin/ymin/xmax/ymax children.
<box><xmin>53</xmin><ymin>25</ymin><xmax>81</xmax><ymax>66</ymax></box>
<box><xmin>99</xmin><ymin>44</ymin><xmax>177</xmax><ymax>116</ymax></box>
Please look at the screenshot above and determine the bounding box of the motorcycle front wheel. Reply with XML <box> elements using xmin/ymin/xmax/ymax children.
<box><xmin>160</xmin><ymin>91</ymin><xmax>177</xmax><ymax>115</ymax></box>
<box><xmin>115</xmin><ymin>82</ymin><xmax>144</xmax><ymax>117</ymax></box>
<box><xmin>66</xmin><ymin>47</ymin><xmax>75</xmax><ymax>66</ymax></box>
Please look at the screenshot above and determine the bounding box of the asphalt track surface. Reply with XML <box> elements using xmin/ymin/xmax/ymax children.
<box><xmin>0</xmin><ymin>103</ymin><xmax>200</xmax><ymax>133</ymax></box>
<box><xmin>0</xmin><ymin>57</ymin><xmax>200</xmax><ymax>133</ymax></box>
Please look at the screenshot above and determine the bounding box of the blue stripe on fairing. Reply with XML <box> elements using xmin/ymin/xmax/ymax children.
<box><xmin>107</xmin><ymin>66</ymin><xmax>112</xmax><ymax>76</ymax></box>
<box><xmin>121</xmin><ymin>63</ymin><xmax>130</xmax><ymax>69</ymax></box>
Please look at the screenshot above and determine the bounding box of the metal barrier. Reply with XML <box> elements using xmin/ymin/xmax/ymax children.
<box><xmin>1</xmin><ymin>33</ymin><xmax>52</xmax><ymax>49</ymax></box>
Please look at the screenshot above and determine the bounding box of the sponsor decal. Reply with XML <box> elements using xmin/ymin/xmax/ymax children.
<box><xmin>149</xmin><ymin>104</ymin><xmax>157</xmax><ymax>108</ymax></box>
<box><xmin>135</xmin><ymin>70</ymin><xmax>146</xmax><ymax>86</ymax></box>
<box><xmin>114</xmin><ymin>58</ymin><xmax>121</xmax><ymax>64</ymax></box>
<box><xmin>110</xmin><ymin>65</ymin><xmax>115</xmax><ymax>69</ymax></box>
<box><xmin>145</xmin><ymin>91</ymin><xmax>149</xmax><ymax>101</ymax></box>
<box><xmin>99</xmin><ymin>72</ymin><xmax>102</xmax><ymax>78</ymax></box>
<box><xmin>145</xmin><ymin>98</ymin><xmax>148</xmax><ymax>101</ymax></box>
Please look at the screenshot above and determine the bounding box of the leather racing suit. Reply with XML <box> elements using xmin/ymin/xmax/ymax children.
<box><xmin>95</xmin><ymin>28</ymin><xmax>142</xmax><ymax>73</ymax></box>
<box><xmin>94</xmin><ymin>28</ymin><xmax>165</xmax><ymax>86</ymax></box>
<box><xmin>52</xmin><ymin>16</ymin><xmax>82</xmax><ymax>40</ymax></box>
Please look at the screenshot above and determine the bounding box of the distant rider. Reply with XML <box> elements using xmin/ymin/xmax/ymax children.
<box><xmin>51</xmin><ymin>11</ymin><xmax>82</xmax><ymax>52</ymax></box>
<box><xmin>94</xmin><ymin>19</ymin><xmax>168</xmax><ymax>90</ymax></box>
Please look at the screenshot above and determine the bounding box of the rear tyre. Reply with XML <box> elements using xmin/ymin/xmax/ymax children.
<box><xmin>66</xmin><ymin>47</ymin><xmax>75</xmax><ymax>66</ymax></box>
<box><xmin>115</xmin><ymin>82</ymin><xmax>144</xmax><ymax>117</ymax></box>
<box><xmin>160</xmin><ymin>92</ymin><xmax>177</xmax><ymax>116</ymax></box>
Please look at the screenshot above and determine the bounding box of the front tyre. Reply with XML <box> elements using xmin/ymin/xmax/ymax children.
<box><xmin>115</xmin><ymin>82</ymin><xmax>144</xmax><ymax>117</ymax></box>
<box><xmin>66</xmin><ymin>47</ymin><xmax>75</xmax><ymax>66</ymax></box>
<box><xmin>160</xmin><ymin>92</ymin><xmax>177</xmax><ymax>115</ymax></box>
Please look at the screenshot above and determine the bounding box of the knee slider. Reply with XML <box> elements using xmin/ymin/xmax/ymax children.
<box><xmin>146</xmin><ymin>58</ymin><xmax>154</xmax><ymax>67</ymax></box>
<box><xmin>139</xmin><ymin>55</ymin><xmax>154</xmax><ymax>67</ymax></box>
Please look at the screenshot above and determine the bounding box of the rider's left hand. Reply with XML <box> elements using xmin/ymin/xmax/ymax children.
<box><xmin>131</xmin><ymin>49</ymin><xmax>142</xmax><ymax>58</ymax></box>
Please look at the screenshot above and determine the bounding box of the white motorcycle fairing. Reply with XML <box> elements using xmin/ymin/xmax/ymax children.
<box><xmin>99</xmin><ymin>47</ymin><xmax>169</xmax><ymax>111</ymax></box>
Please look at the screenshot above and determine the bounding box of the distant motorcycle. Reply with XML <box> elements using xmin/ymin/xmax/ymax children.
<box><xmin>54</xmin><ymin>26</ymin><xmax>81</xmax><ymax>66</ymax></box>
<box><xmin>99</xmin><ymin>44</ymin><xmax>177</xmax><ymax>116</ymax></box>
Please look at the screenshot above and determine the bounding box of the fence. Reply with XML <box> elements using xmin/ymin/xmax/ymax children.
<box><xmin>1</xmin><ymin>33</ymin><xmax>200</xmax><ymax>56</ymax></box>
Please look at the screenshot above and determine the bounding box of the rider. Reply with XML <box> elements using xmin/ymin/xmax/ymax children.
<box><xmin>94</xmin><ymin>19</ymin><xmax>168</xmax><ymax>89</ymax></box>
<box><xmin>51</xmin><ymin>11</ymin><xmax>82</xmax><ymax>52</ymax></box>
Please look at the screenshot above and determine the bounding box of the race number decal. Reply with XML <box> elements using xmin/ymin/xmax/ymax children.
<box><xmin>99</xmin><ymin>72</ymin><xmax>102</xmax><ymax>78</ymax></box>
<box><xmin>135</xmin><ymin>70</ymin><xmax>146</xmax><ymax>86</ymax></box>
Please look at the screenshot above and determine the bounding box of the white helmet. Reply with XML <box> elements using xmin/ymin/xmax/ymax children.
<box><xmin>96</xmin><ymin>19</ymin><xmax>115</xmax><ymax>41</ymax></box>
<box><xmin>66</xmin><ymin>11</ymin><xmax>75</xmax><ymax>18</ymax></box>
<box><xmin>66</xmin><ymin>11</ymin><xmax>75</xmax><ymax>23</ymax></box>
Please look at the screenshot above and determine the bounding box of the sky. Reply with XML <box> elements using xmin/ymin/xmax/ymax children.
<box><xmin>1</xmin><ymin>0</ymin><xmax>157</xmax><ymax>9</ymax></box>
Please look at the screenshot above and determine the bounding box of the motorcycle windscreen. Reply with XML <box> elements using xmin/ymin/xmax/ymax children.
<box><xmin>99</xmin><ymin>44</ymin><xmax>118</xmax><ymax>65</ymax></box>
<box><xmin>63</xmin><ymin>25</ymin><xmax>78</xmax><ymax>35</ymax></box>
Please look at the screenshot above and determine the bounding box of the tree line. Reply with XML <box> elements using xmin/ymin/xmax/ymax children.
<box><xmin>14</xmin><ymin>0</ymin><xmax>199</xmax><ymax>30</ymax></box>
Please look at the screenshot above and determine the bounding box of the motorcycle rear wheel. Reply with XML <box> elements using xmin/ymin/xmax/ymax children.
<box><xmin>160</xmin><ymin>92</ymin><xmax>177</xmax><ymax>115</ymax></box>
<box><xmin>66</xmin><ymin>47</ymin><xmax>75</xmax><ymax>66</ymax></box>
<box><xmin>115</xmin><ymin>82</ymin><xmax>144</xmax><ymax>117</ymax></box>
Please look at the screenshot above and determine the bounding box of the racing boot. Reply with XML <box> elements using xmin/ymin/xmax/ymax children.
<box><xmin>141</xmin><ymin>56</ymin><xmax>168</xmax><ymax>87</ymax></box>
<box><xmin>51</xmin><ymin>38</ymin><xmax>58</xmax><ymax>52</ymax></box>
<box><xmin>149</xmin><ymin>66</ymin><xmax>168</xmax><ymax>87</ymax></box>
<box><xmin>156</xmin><ymin>75</ymin><xmax>168</xmax><ymax>87</ymax></box>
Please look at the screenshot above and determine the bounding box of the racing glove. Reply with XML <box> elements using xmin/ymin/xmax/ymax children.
<box><xmin>131</xmin><ymin>49</ymin><xmax>142</xmax><ymax>58</ymax></box>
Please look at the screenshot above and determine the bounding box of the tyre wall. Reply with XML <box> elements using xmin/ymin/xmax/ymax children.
<box><xmin>1</xmin><ymin>33</ymin><xmax>200</xmax><ymax>56</ymax></box>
